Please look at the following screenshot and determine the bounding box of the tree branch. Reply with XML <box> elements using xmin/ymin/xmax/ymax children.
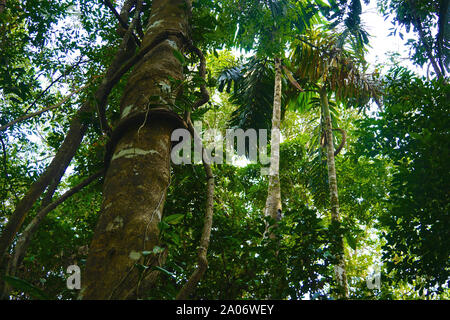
<box><xmin>103</xmin><ymin>0</ymin><xmax>141</xmax><ymax>46</ymax></box>
<box><xmin>332</xmin><ymin>128</ymin><xmax>347</xmax><ymax>156</ymax></box>
<box><xmin>2</xmin><ymin>170</ymin><xmax>104</xmax><ymax>299</ymax></box>
<box><xmin>281</xmin><ymin>64</ymin><xmax>304</xmax><ymax>92</ymax></box>
<box><xmin>25</xmin><ymin>57</ymin><xmax>88</xmax><ymax>113</ymax></box>
<box><xmin>0</xmin><ymin>79</ymin><xmax>97</xmax><ymax>133</ymax></box>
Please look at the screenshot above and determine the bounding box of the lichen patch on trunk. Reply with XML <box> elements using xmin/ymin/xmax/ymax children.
<box><xmin>111</xmin><ymin>147</ymin><xmax>160</xmax><ymax>161</ymax></box>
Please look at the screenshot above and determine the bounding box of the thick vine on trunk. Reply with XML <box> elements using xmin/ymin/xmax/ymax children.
<box><xmin>319</xmin><ymin>85</ymin><xmax>349</xmax><ymax>299</ymax></box>
<box><xmin>81</xmin><ymin>0</ymin><xmax>190</xmax><ymax>300</ymax></box>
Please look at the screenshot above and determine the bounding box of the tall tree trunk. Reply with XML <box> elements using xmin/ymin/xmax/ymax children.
<box><xmin>319</xmin><ymin>86</ymin><xmax>349</xmax><ymax>299</ymax></box>
<box><xmin>81</xmin><ymin>0</ymin><xmax>189</xmax><ymax>300</ymax></box>
<box><xmin>264</xmin><ymin>57</ymin><xmax>282</xmax><ymax>234</ymax></box>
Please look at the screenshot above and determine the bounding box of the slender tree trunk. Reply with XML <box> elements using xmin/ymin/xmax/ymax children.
<box><xmin>415</xmin><ymin>17</ymin><xmax>443</xmax><ymax>79</ymax></box>
<box><xmin>264</xmin><ymin>57</ymin><xmax>282</xmax><ymax>231</ymax></box>
<box><xmin>81</xmin><ymin>0</ymin><xmax>190</xmax><ymax>300</ymax></box>
<box><xmin>319</xmin><ymin>86</ymin><xmax>349</xmax><ymax>299</ymax></box>
<box><xmin>437</xmin><ymin>0</ymin><xmax>449</xmax><ymax>76</ymax></box>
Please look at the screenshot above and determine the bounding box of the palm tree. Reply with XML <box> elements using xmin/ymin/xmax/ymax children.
<box><xmin>217</xmin><ymin>1</ymin><xmax>375</xmax><ymax>298</ymax></box>
<box><xmin>217</xmin><ymin>0</ymin><xmax>321</xmax><ymax>231</ymax></box>
<box><xmin>288</xmin><ymin>29</ymin><xmax>381</xmax><ymax>298</ymax></box>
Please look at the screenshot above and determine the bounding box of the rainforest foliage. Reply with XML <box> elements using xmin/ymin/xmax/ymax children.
<box><xmin>0</xmin><ymin>0</ymin><xmax>448</xmax><ymax>300</ymax></box>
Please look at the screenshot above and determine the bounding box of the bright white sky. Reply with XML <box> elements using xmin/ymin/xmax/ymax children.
<box><xmin>361</xmin><ymin>1</ymin><xmax>425</xmax><ymax>76</ymax></box>
<box><xmin>231</xmin><ymin>2</ymin><xmax>425</xmax><ymax>75</ymax></box>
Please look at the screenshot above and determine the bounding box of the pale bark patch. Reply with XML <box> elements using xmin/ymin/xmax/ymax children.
<box><xmin>166</xmin><ymin>39</ymin><xmax>178</xmax><ymax>49</ymax></box>
<box><xmin>111</xmin><ymin>147</ymin><xmax>160</xmax><ymax>161</ymax></box>
<box><xmin>129</xmin><ymin>251</ymin><xmax>141</xmax><ymax>261</ymax></box>
<box><xmin>106</xmin><ymin>216</ymin><xmax>124</xmax><ymax>232</ymax></box>
<box><xmin>122</xmin><ymin>104</ymin><xmax>134</xmax><ymax>118</ymax></box>
<box><xmin>146</xmin><ymin>19</ymin><xmax>164</xmax><ymax>31</ymax></box>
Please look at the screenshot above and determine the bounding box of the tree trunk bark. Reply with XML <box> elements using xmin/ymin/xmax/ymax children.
<box><xmin>81</xmin><ymin>0</ymin><xmax>189</xmax><ymax>300</ymax></box>
<box><xmin>264</xmin><ymin>57</ymin><xmax>282</xmax><ymax>234</ymax></box>
<box><xmin>0</xmin><ymin>0</ymin><xmax>5</xmax><ymax>14</ymax></box>
<box><xmin>319</xmin><ymin>86</ymin><xmax>349</xmax><ymax>299</ymax></box>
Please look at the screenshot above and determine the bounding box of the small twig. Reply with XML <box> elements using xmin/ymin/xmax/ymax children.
<box><xmin>25</xmin><ymin>57</ymin><xmax>88</xmax><ymax>113</ymax></box>
<box><xmin>0</xmin><ymin>78</ymin><xmax>98</xmax><ymax>132</ymax></box>
<box><xmin>137</xmin><ymin>94</ymin><xmax>153</xmax><ymax>138</ymax></box>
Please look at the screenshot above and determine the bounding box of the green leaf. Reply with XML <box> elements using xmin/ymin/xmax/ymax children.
<box><xmin>164</xmin><ymin>214</ymin><xmax>184</xmax><ymax>225</ymax></box>
<box><xmin>3</xmin><ymin>275</ymin><xmax>53</xmax><ymax>300</ymax></box>
<box><xmin>345</xmin><ymin>234</ymin><xmax>357</xmax><ymax>250</ymax></box>
<box><xmin>152</xmin><ymin>266</ymin><xmax>174</xmax><ymax>277</ymax></box>
<box><xmin>172</xmin><ymin>49</ymin><xmax>185</xmax><ymax>65</ymax></box>
<box><xmin>152</xmin><ymin>246</ymin><xmax>165</xmax><ymax>254</ymax></box>
<box><xmin>158</xmin><ymin>220</ymin><xmax>170</xmax><ymax>231</ymax></box>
